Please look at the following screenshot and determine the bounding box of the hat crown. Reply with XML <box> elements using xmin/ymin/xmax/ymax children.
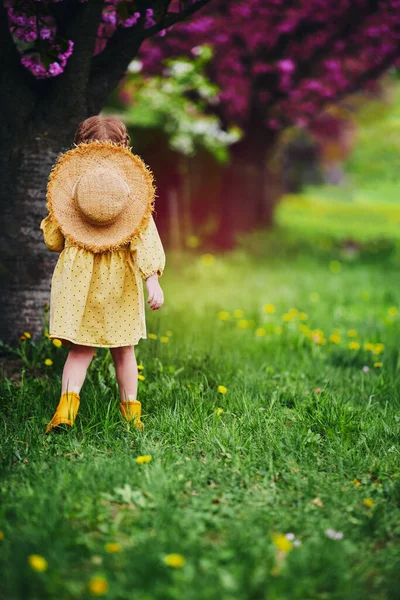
<box><xmin>74</xmin><ymin>166</ymin><xmax>130</xmax><ymax>226</ymax></box>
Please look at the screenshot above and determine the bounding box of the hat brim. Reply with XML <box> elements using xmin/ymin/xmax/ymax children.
<box><xmin>46</xmin><ymin>140</ymin><xmax>156</xmax><ymax>253</ymax></box>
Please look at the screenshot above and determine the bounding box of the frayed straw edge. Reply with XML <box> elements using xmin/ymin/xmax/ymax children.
<box><xmin>46</xmin><ymin>140</ymin><xmax>157</xmax><ymax>254</ymax></box>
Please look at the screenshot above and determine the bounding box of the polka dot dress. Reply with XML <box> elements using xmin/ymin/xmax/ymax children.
<box><xmin>40</xmin><ymin>214</ymin><xmax>166</xmax><ymax>347</ymax></box>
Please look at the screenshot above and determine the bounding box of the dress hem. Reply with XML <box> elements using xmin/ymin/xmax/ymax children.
<box><xmin>49</xmin><ymin>333</ymin><xmax>147</xmax><ymax>348</ymax></box>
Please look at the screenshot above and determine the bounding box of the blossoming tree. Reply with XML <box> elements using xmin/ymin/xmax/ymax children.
<box><xmin>139</xmin><ymin>0</ymin><xmax>400</xmax><ymax>247</ymax></box>
<box><xmin>0</xmin><ymin>0</ymin><xmax>211</xmax><ymax>343</ymax></box>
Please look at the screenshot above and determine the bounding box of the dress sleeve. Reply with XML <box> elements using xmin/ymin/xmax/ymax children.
<box><xmin>40</xmin><ymin>214</ymin><xmax>65</xmax><ymax>253</ymax></box>
<box><xmin>130</xmin><ymin>215</ymin><xmax>166</xmax><ymax>279</ymax></box>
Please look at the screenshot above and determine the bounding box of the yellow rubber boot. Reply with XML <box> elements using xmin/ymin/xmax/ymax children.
<box><xmin>45</xmin><ymin>391</ymin><xmax>80</xmax><ymax>434</ymax></box>
<box><xmin>120</xmin><ymin>400</ymin><xmax>144</xmax><ymax>430</ymax></box>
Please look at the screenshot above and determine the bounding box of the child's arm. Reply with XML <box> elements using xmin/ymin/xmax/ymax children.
<box><xmin>40</xmin><ymin>214</ymin><xmax>65</xmax><ymax>253</ymax></box>
<box><xmin>130</xmin><ymin>215</ymin><xmax>166</xmax><ymax>311</ymax></box>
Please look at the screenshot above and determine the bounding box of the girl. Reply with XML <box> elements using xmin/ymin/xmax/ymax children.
<box><xmin>41</xmin><ymin>116</ymin><xmax>165</xmax><ymax>433</ymax></box>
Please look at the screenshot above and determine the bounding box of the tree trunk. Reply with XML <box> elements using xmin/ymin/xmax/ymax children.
<box><xmin>211</xmin><ymin>125</ymin><xmax>282</xmax><ymax>250</ymax></box>
<box><xmin>0</xmin><ymin>125</ymin><xmax>75</xmax><ymax>346</ymax></box>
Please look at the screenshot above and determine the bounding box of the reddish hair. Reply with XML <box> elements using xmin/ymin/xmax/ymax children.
<box><xmin>74</xmin><ymin>116</ymin><xmax>131</xmax><ymax>147</ymax></box>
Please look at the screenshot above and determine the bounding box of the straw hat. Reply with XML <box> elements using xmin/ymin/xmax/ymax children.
<box><xmin>46</xmin><ymin>140</ymin><xmax>156</xmax><ymax>253</ymax></box>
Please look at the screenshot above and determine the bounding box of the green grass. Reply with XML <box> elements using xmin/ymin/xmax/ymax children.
<box><xmin>1</xmin><ymin>229</ymin><xmax>400</xmax><ymax>599</ymax></box>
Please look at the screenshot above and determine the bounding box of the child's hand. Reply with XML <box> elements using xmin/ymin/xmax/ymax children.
<box><xmin>145</xmin><ymin>274</ymin><xmax>164</xmax><ymax>310</ymax></box>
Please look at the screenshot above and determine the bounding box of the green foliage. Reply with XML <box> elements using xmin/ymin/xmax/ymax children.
<box><xmin>109</xmin><ymin>46</ymin><xmax>242</xmax><ymax>163</ymax></box>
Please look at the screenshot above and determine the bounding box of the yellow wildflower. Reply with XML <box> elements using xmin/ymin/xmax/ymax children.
<box><xmin>289</xmin><ymin>308</ymin><xmax>298</xmax><ymax>316</ymax></box>
<box><xmin>201</xmin><ymin>253</ymin><xmax>215</xmax><ymax>266</ymax></box>
<box><xmin>44</xmin><ymin>358</ymin><xmax>53</xmax><ymax>366</ymax></box>
<box><xmin>166</xmin><ymin>330</ymin><xmax>173</xmax><ymax>336</ymax></box>
<box><xmin>137</xmin><ymin>364</ymin><xmax>144</xmax><ymax>371</ymax></box>
<box><xmin>23</xmin><ymin>331</ymin><xmax>32</xmax><ymax>339</ymax></box>
<box><xmin>186</xmin><ymin>235</ymin><xmax>200</xmax><ymax>248</ymax></box>
<box><xmin>363</xmin><ymin>497</ymin><xmax>375</xmax><ymax>508</ymax></box>
<box><xmin>137</xmin><ymin>374</ymin><xmax>145</xmax><ymax>381</ymax></box>
<box><xmin>299</xmin><ymin>324</ymin><xmax>310</xmax><ymax>335</ymax></box>
<box><xmin>216</xmin><ymin>407</ymin><xmax>224</xmax><ymax>417</ymax></box>
<box><xmin>310</xmin><ymin>292</ymin><xmax>320</xmax><ymax>303</ymax></box>
<box><xmin>364</xmin><ymin>343</ymin><xmax>375</xmax><ymax>351</ymax></box>
<box><xmin>44</xmin><ymin>332</ymin><xmax>51</xmax><ymax>339</ymax></box>
<box><xmin>272</xmin><ymin>534</ymin><xmax>293</xmax><ymax>553</ymax></box>
<box><xmin>148</xmin><ymin>333</ymin><xmax>157</xmax><ymax>340</ymax></box>
<box><xmin>329</xmin><ymin>333</ymin><xmax>341</xmax><ymax>344</ymax></box>
<box><xmin>218</xmin><ymin>311</ymin><xmax>230</xmax><ymax>321</ymax></box>
<box><xmin>299</xmin><ymin>312</ymin><xmax>308</xmax><ymax>321</ymax></box>
<box><xmin>263</xmin><ymin>303</ymin><xmax>276</xmax><ymax>314</ymax></box>
<box><xmin>373</xmin><ymin>343</ymin><xmax>384</xmax><ymax>355</ymax></box>
<box><xmin>352</xmin><ymin>479</ymin><xmax>361</xmax><ymax>486</ymax></box>
<box><xmin>160</xmin><ymin>336</ymin><xmax>169</xmax><ymax>343</ymax></box>
<box><xmin>255</xmin><ymin>328</ymin><xmax>266</xmax><ymax>337</ymax></box>
<box><xmin>218</xmin><ymin>385</ymin><xmax>227</xmax><ymax>394</ymax></box>
<box><xmin>238</xmin><ymin>319</ymin><xmax>249</xmax><ymax>328</ymax></box>
<box><xmin>52</xmin><ymin>338</ymin><xmax>62</xmax><ymax>348</ymax></box>
<box><xmin>348</xmin><ymin>341</ymin><xmax>360</xmax><ymax>351</ymax></box>
<box><xmin>282</xmin><ymin>313</ymin><xmax>293</xmax><ymax>322</ymax></box>
<box><xmin>312</xmin><ymin>331</ymin><xmax>326</xmax><ymax>345</ymax></box>
<box><xmin>348</xmin><ymin>329</ymin><xmax>357</xmax><ymax>338</ymax></box>
<box><xmin>88</xmin><ymin>575</ymin><xmax>109</xmax><ymax>596</ymax></box>
<box><xmin>233</xmin><ymin>309</ymin><xmax>244</xmax><ymax>318</ymax></box>
<box><xmin>104</xmin><ymin>542</ymin><xmax>122</xmax><ymax>553</ymax></box>
<box><xmin>388</xmin><ymin>306</ymin><xmax>398</xmax><ymax>316</ymax></box>
<box><xmin>28</xmin><ymin>554</ymin><xmax>48</xmax><ymax>572</ymax></box>
<box><xmin>374</xmin><ymin>362</ymin><xmax>383</xmax><ymax>368</ymax></box>
<box><xmin>136</xmin><ymin>455</ymin><xmax>152</xmax><ymax>464</ymax></box>
<box><xmin>164</xmin><ymin>553</ymin><xmax>185</xmax><ymax>568</ymax></box>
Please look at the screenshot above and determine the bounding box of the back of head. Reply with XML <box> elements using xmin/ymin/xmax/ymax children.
<box><xmin>74</xmin><ymin>116</ymin><xmax>130</xmax><ymax>148</ymax></box>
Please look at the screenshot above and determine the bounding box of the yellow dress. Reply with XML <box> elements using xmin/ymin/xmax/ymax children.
<box><xmin>40</xmin><ymin>214</ymin><xmax>166</xmax><ymax>348</ymax></box>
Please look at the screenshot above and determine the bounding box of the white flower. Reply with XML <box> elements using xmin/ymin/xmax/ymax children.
<box><xmin>325</xmin><ymin>528</ymin><xmax>344</xmax><ymax>540</ymax></box>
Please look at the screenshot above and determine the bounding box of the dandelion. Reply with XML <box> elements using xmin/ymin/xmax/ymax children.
<box><xmin>216</xmin><ymin>407</ymin><xmax>224</xmax><ymax>417</ymax></box>
<box><xmin>160</xmin><ymin>336</ymin><xmax>169</xmax><ymax>343</ymax></box>
<box><xmin>255</xmin><ymin>328</ymin><xmax>266</xmax><ymax>337</ymax></box>
<box><xmin>388</xmin><ymin>306</ymin><xmax>398</xmax><ymax>316</ymax></box>
<box><xmin>28</xmin><ymin>554</ymin><xmax>48</xmax><ymax>572</ymax></box>
<box><xmin>325</xmin><ymin>529</ymin><xmax>343</xmax><ymax>540</ymax></box>
<box><xmin>363</xmin><ymin>497</ymin><xmax>375</xmax><ymax>508</ymax></box>
<box><xmin>348</xmin><ymin>329</ymin><xmax>357</xmax><ymax>338</ymax></box>
<box><xmin>374</xmin><ymin>362</ymin><xmax>383</xmax><ymax>368</ymax></box>
<box><xmin>44</xmin><ymin>358</ymin><xmax>53</xmax><ymax>366</ymax></box>
<box><xmin>364</xmin><ymin>343</ymin><xmax>375</xmax><ymax>351</ymax></box>
<box><xmin>329</xmin><ymin>260</ymin><xmax>341</xmax><ymax>273</ymax></box>
<box><xmin>348</xmin><ymin>341</ymin><xmax>360</xmax><ymax>351</ymax></box>
<box><xmin>373</xmin><ymin>343</ymin><xmax>384</xmax><ymax>355</ymax></box>
<box><xmin>289</xmin><ymin>308</ymin><xmax>298</xmax><ymax>316</ymax></box>
<box><xmin>104</xmin><ymin>542</ymin><xmax>122</xmax><ymax>553</ymax></box>
<box><xmin>136</xmin><ymin>455</ymin><xmax>152</xmax><ymax>464</ymax></box>
<box><xmin>329</xmin><ymin>333</ymin><xmax>341</xmax><ymax>344</ymax></box>
<box><xmin>201</xmin><ymin>253</ymin><xmax>215</xmax><ymax>266</ymax></box>
<box><xmin>218</xmin><ymin>385</ymin><xmax>227</xmax><ymax>394</ymax></box>
<box><xmin>238</xmin><ymin>319</ymin><xmax>249</xmax><ymax>328</ymax></box>
<box><xmin>52</xmin><ymin>338</ymin><xmax>62</xmax><ymax>348</ymax></box>
<box><xmin>137</xmin><ymin>374</ymin><xmax>145</xmax><ymax>381</ymax></box>
<box><xmin>164</xmin><ymin>553</ymin><xmax>185</xmax><ymax>568</ymax></box>
<box><xmin>352</xmin><ymin>479</ymin><xmax>361</xmax><ymax>486</ymax></box>
<box><xmin>310</xmin><ymin>292</ymin><xmax>320</xmax><ymax>303</ymax></box>
<box><xmin>148</xmin><ymin>333</ymin><xmax>157</xmax><ymax>340</ymax></box>
<box><xmin>233</xmin><ymin>309</ymin><xmax>244</xmax><ymax>318</ymax></box>
<box><xmin>299</xmin><ymin>324</ymin><xmax>310</xmax><ymax>335</ymax></box>
<box><xmin>166</xmin><ymin>330</ymin><xmax>173</xmax><ymax>336</ymax></box>
<box><xmin>299</xmin><ymin>312</ymin><xmax>308</xmax><ymax>321</ymax></box>
<box><xmin>137</xmin><ymin>364</ymin><xmax>144</xmax><ymax>371</ymax></box>
<box><xmin>263</xmin><ymin>303</ymin><xmax>276</xmax><ymax>314</ymax></box>
<box><xmin>312</xmin><ymin>331</ymin><xmax>326</xmax><ymax>345</ymax></box>
<box><xmin>218</xmin><ymin>311</ymin><xmax>230</xmax><ymax>321</ymax></box>
<box><xmin>282</xmin><ymin>313</ymin><xmax>293</xmax><ymax>322</ymax></box>
<box><xmin>88</xmin><ymin>575</ymin><xmax>109</xmax><ymax>595</ymax></box>
<box><xmin>272</xmin><ymin>533</ymin><xmax>293</xmax><ymax>553</ymax></box>
<box><xmin>23</xmin><ymin>331</ymin><xmax>32</xmax><ymax>339</ymax></box>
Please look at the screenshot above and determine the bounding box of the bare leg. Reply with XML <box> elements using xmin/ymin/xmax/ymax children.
<box><xmin>110</xmin><ymin>345</ymin><xmax>138</xmax><ymax>400</ymax></box>
<box><xmin>61</xmin><ymin>343</ymin><xmax>95</xmax><ymax>395</ymax></box>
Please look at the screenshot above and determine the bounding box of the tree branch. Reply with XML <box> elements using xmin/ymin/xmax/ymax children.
<box><xmin>87</xmin><ymin>0</ymin><xmax>212</xmax><ymax>114</ymax></box>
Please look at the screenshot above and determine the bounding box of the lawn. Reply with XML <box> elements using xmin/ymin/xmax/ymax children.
<box><xmin>1</xmin><ymin>210</ymin><xmax>400</xmax><ymax>600</ymax></box>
